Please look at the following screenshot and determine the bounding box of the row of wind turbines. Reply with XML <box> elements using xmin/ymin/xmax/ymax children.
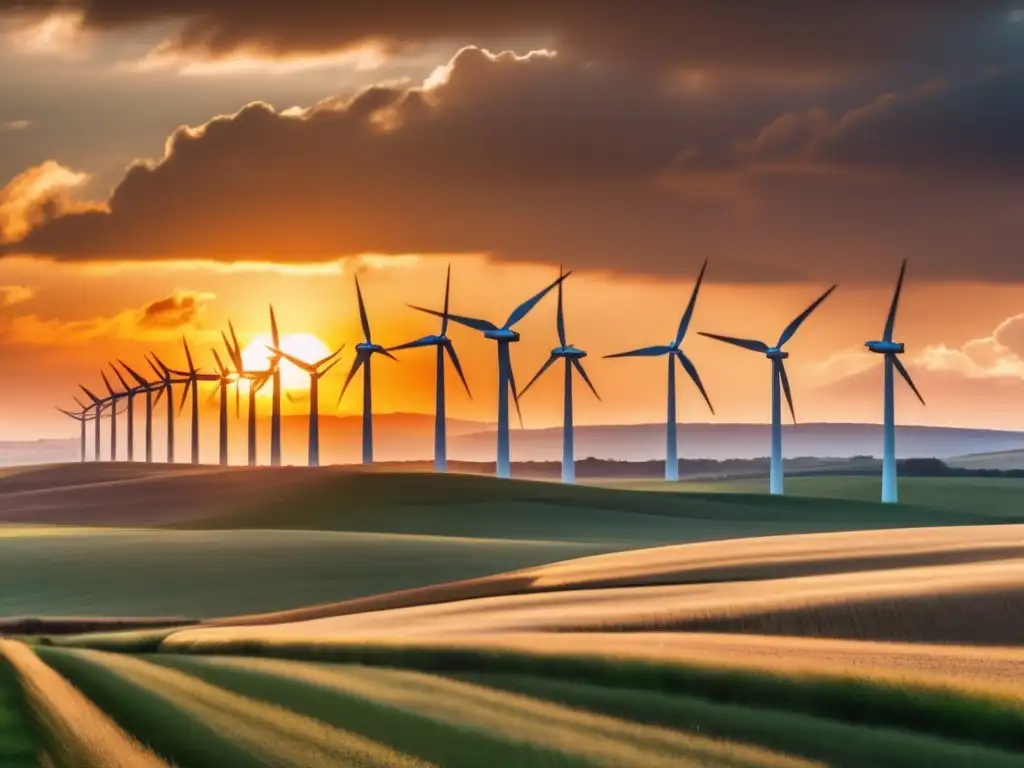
<box><xmin>60</xmin><ymin>260</ymin><xmax>923</xmax><ymax>503</ymax></box>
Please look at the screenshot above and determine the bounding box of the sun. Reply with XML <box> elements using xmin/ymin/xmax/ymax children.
<box><xmin>240</xmin><ymin>333</ymin><xmax>332</xmax><ymax>392</ymax></box>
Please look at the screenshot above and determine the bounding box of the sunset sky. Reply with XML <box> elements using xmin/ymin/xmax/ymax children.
<box><xmin>1</xmin><ymin>3</ymin><xmax>1024</xmax><ymax>441</ymax></box>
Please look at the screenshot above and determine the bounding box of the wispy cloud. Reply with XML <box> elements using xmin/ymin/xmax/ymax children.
<box><xmin>0</xmin><ymin>120</ymin><xmax>31</xmax><ymax>132</ymax></box>
<box><xmin>0</xmin><ymin>285</ymin><xmax>35</xmax><ymax>307</ymax></box>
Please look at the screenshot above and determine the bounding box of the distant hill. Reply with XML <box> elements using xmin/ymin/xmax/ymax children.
<box><xmin>947</xmin><ymin>449</ymin><xmax>1024</xmax><ymax>471</ymax></box>
<box><xmin>14</xmin><ymin>418</ymin><xmax>1024</xmax><ymax>467</ymax></box>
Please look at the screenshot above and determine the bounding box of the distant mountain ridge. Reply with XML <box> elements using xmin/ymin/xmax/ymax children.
<box><xmin>16</xmin><ymin>416</ymin><xmax>1024</xmax><ymax>466</ymax></box>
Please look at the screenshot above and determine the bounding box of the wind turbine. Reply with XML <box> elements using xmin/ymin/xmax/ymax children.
<box><xmin>337</xmin><ymin>275</ymin><xmax>398</xmax><ymax>466</ymax></box>
<box><xmin>100</xmin><ymin>371</ymin><xmax>125</xmax><ymax>461</ymax></box>
<box><xmin>865</xmin><ymin>260</ymin><xmax>925</xmax><ymax>504</ymax></box>
<box><xmin>520</xmin><ymin>272</ymin><xmax>599</xmax><ymax>484</ymax></box>
<box><xmin>411</xmin><ymin>272</ymin><xmax>567</xmax><ymax>479</ymax></box>
<box><xmin>169</xmin><ymin>337</ymin><xmax>219</xmax><ymax>465</ymax></box>
<box><xmin>208</xmin><ymin>348</ymin><xmax>236</xmax><ymax>466</ymax></box>
<box><xmin>119</xmin><ymin>359</ymin><xmax>165</xmax><ymax>463</ymax></box>
<box><xmin>268</xmin><ymin>343</ymin><xmax>344</xmax><ymax>466</ymax></box>
<box><xmin>268</xmin><ymin>306</ymin><xmax>283</xmax><ymax>467</ymax></box>
<box><xmin>604</xmin><ymin>261</ymin><xmax>715</xmax><ymax>482</ymax></box>
<box><xmin>699</xmin><ymin>283</ymin><xmax>837</xmax><ymax>495</ymax></box>
<box><xmin>388</xmin><ymin>265</ymin><xmax>472</xmax><ymax>473</ymax></box>
<box><xmin>146</xmin><ymin>354</ymin><xmax>185</xmax><ymax>463</ymax></box>
<box><xmin>224</xmin><ymin>323</ymin><xmax>272</xmax><ymax>466</ymax></box>
<box><xmin>56</xmin><ymin>397</ymin><xmax>95</xmax><ymax>462</ymax></box>
<box><xmin>108</xmin><ymin>363</ymin><xmax>145</xmax><ymax>462</ymax></box>
<box><xmin>78</xmin><ymin>385</ymin><xmax>105</xmax><ymax>461</ymax></box>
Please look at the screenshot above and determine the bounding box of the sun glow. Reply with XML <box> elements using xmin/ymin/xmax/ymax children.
<box><xmin>240</xmin><ymin>333</ymin><xmax>332</xmax><ymax>392</ymax></box>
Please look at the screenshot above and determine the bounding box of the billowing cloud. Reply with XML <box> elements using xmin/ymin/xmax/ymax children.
<box><xmin>0</xmin><ymin>162</ymin><xmax>93</xmax><ymax>244</ymax></box>
<box><xmin>2</xmin><ymin>45</ymin><xmax>1023</xmax><ymax>282</ymax></box>
<box><xmin>0</xmin><ymin>2</ymin><xmax>1017</xmax><ymax>80</ymax></box>
<box><xmin>914</xmin><ymin>314</ymin><xmax>1024</xmax><ymax>380</ymax></box>
<box><xmin>0</xmin><ymin>288</ymin><xmax>215</xmax><ymax>345</ymax></box>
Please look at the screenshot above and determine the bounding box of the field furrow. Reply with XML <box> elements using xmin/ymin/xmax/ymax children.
<box><xmin>164</xmin><ymin>655</ymin><xmax>819</xmax><ymax>768</ymax></box>
<box><xmin>0</xmin><ymin>640</ymin><xmax>169</xmax><ymax>768</ymax></box>
<box><xmin>0</xmin><ymin>647</ymin><xmax>37</xmax><ymax>768</ymax></box>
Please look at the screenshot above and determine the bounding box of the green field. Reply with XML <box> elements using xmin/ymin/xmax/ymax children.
<box><xmin>0</xmin><ymin>655</ymin><xmax>36</xmax><ymax>767</ymax></box>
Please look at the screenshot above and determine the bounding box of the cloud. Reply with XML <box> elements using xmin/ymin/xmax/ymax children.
<box><xmin>0</xmin><ymin>162</ymin><xmax>93</xmax><ymax>244</ymax></box>
<box><xmin>913</xmin><ymin>314</ymin><xmax>1024</xmax><ymax>380</ymax></box>
<box><xmin>0</xmin><ymin>289</ymin><xmax>215</xmax><ymax>345</ymax></box>
<box><xmin>0</xmin><ymin>284</ymin><xmax>35</xmax><ymax>307</ymax></box>
<box><xmin>0</xmin><ymin>120</ymin><xmax>30</xmax><ymax>132</ymax></box>
<box><xmin>0</xmin><ymin>3</ymin><xmax>1016</xmax><ymax>80</ymax></box>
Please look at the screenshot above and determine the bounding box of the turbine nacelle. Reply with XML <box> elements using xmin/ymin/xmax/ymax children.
<box><xmin>484</xmin><ymin>328</ymin><xmax>520</xmax><ymax>342</ymax></box>
<box><xmin>355</xmin><ymin>342</ymin><xmax>387</xmax><ymax>354</ymax></box>
<box><xmin>865</xmin><ymin>340</ymin><xmax>905</xmax><ymax>354</ymax></box>
<box><xmin>553</xmin><ymin>345</ymin><xmax>586</xmax><ymax>359</ymax></box>
<box><xmin>765</xmin><ymin>347</ymin><xmax>789</xmax><ymax>360</ymax></box>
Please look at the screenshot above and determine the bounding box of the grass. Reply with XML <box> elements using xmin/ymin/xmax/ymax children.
<box><xmin>0</xmin><ymin>648</ymin><xmax>37</xmax><ymax>768</ymax></box>
<box><xmin>152</xmin><ymin>640</ymin><xmax>1024</xmax><ymax>754</ymax></box>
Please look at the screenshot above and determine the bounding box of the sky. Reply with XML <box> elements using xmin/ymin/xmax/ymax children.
<box><xmin>1</xmin><ymin>2</ymin><xmax>1024</xmax><ymax>440</ymax></box>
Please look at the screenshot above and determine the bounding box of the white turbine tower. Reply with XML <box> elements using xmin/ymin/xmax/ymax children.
<box><xmin>520</xmin><ymin>271</ymin><xmax>600</xmax><ymax>483</ymax></box>
<box><xmin>338</xmin><ymin>275</ymin><xmax>398</xmax><ymax>466</ymax></box>
<box><xmin>411</xmin><ymin>272</ymin><xmax>567</xmax><ymax>479</ymax></box>
<box><xmin>268</xmin><ymin>343</ymin><xmax>344</xmax><ymax>466</ymax></box>
<box><xmin>699</xmin><ymin>284</ymin><xmax>837</xmax><ymax>495</ymax></box>
<box><xmin>865</xmin><ymin>260</ymin><xmax>925</xmax><ymax>503</ymax></box>
<box><xmin>605</xmin><ymin>261</ymin><xmax>714</xmax><ymax>481</ymax></box>
<box><xmin>388</xmin><ymin>265</ymin><xmax>472</xmax><ymax>473</ymax></box>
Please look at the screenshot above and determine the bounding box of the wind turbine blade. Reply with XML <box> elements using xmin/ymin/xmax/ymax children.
<box><xmin>79</xmin><ymin>385</ymin><xmax>101</xmax><ymax>404</ymax></box>
<box><xmin>101</xmin><ymin>370</ymin><xmax>116</xmax><ymax>398</ymax></box>
<box><xmin>676</xmin><ymin>350</ymin><xmax>713</xmax><ymax>415</ymax></box>
<box><xmin>889</xmin><ymin>354</ymin><xmax>925</xmax><ymax>405</ymax></box>
<box><xmin>119</xmin><ymin>359</ymin><xmax>148</xmax><ymax>388</ymax></box>
<box><xmin>206</xmin><ymin>386</ymin><xmax>220</xmax><ymax>405</ymax></box>
<box><xmin>211</xmin><ymin>348</ymin><xmax>227</xmax><ymax>376</ymax></box>
<box><xmin>519</xmin><ymin>354</ymin><xmax>558</xmax><ymax>398</ymax></box>
<box><xmin>883</xmin><ymin>260</ymin><xmax>907</xmax><ymax>342</ymax></box>
<box><xmin>252</xmin><ymin>372</ymin><xmax>272</xmax><ymax>395</ymax></box>
<box><xmin>267</xmin><ymin>345</ymin><xmax>314</xmax><ymax>372</ymax></box>
<box><xmin>221</xmin><ymin>331</ymin><xmax>242</xmax><ymax>370</ymax></box>
<box><xmin>228</xmin><ymin>321</ymin><xmax>242</xmax><ymax>357</ymax></box>
<box><xmin>153</xmin><ymin>384</ymin><xmax>166</xmax><ymax>407</ymax></box>
<box><xmin>145</xmin><ymin>354</ymin><xmax>163</xmax><ymax>380</ymax></box>
<box><xmin>110</xmin><ymin>362</ymin><xmax>131</xmax><ymax>391</ymax></box>
<box><xmin>56</xmin><ymin>406</ymin><xmax>77</xmax><ymax>419</ymax></box>
<box><xmin>313</xmin><ymin>344</ymin><xmax>345</xmax><ymax>369</ymax></box>
<box><xmin>507</xmin><ymin>356</ymin><xmax>524</xmax><ymax>429</ymax></box>
<box><xmin>556</xmin><ymin>271</ymin><xmax>567</xmax><ymax>348</ymax></box>
<box><xmin>320</xmin><ymin>358</ymin><xmax>342</xmax><ymax>377</ymax></box>
<box><xmin>387</xmin><ymin>336</ymin><xmax>436</xmax><ymax>352</ymax></box>
<box><xmin>675</xmin><ymin>258</ymin><xmax>708</xmax><ymax>347</ymax></box>
<box><xmin>571</xmin><ymin>358</ymin><xmax>600</xmax><ymax>401</ymax></box>
<box><xmin>151</xmin><ymin>353</ymin><xmax>172</xmax><ymax>377</ymax></box>
<box><xmin>409</xmin><ymin>305</ymin><xmax>497</xmax><ymax>332</ymax></box>
<box><xmin>604</xmin><ymin>344</ymin><xmax>675</xmax><ymax>358</ymax></box>
<box><xmin>503</xmin><ymin>271</ymin><xmax>571</xmax><ymax>329</ymax></box>
<box><xmin>355</xmin><ymin>275</ymin><xmax>372</xmax><ymax>343</ymax></box>
<box><xmin>444</xmin><ymin>340</ymin><xmax>472</xmax><ymax>399</ymax></box>
<box><xmin>74</xmin><ymin>396</ymin><xmax>87</xmax><ymax>410</ymax></box>
<box><xmin>182</xmin><ymin>336</ymin><xmax>196</xmax><ymax>374</ymax></box>
<box><xmin>178</xmin><ymin>379</ymin><xmax>191</xmax><ymax>415</ymax></box>
<box><xmin>378</xmin><ymin>349</ymin><xmax>399</xmax><ymax>361</ymax></box>
<box><xmin>442</xmin><ymin>263</ymin><xmax>451</xmax><ymax>336</ymax></box>
<box><xmin>269</xmin><ymin>304</ymin><xmax>280</xmax><ymax>348</ymax></box>
<box><xmin>696</xmin><ymin>332</ymin><xmax>769</xmax><ymax>353</ymax></box>
<box><xmin>777</xmin><ymin>284</ymin><xmax>837</xmax><ymax>348</ymax></box>
<box><xmin>337</xmin><ymin>351</ymin><xmax>367</xmax><ymax>406</ymax></box>
<box><xmin>778</xmin><ymin>360</ymin><xmax>797</xmax><ymax>424</ymax></box>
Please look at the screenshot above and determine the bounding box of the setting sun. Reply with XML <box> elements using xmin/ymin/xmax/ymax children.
<box><xmin>240</xmin><ymin>333</ymin><xmax>332</xmax><ymax>391</ymax></box>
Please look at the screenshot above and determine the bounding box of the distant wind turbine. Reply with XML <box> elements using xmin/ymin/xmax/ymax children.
<box><xmin>78</xmin><ymin>385</ymin><xmax>105</xmax><ymax>461</ymax></box>
<box><xmin>699</xmin><ymin>283</ymin><xmax>837</xmax><ymax>495</ymax></box>
<box><xmin>865</xmin><ymin>260</ymin><xmax>925</xmax><ymax>503</ymax></box>
<box><xmin>147</xmin><ymin>354</ymin><xmax>186</xmax><ymax>463</ymax></box>
<box><xmin>268</xmin><ymin>343</ymin><xmax>344</xmax><ymax>466</ymax></box>
<box><xmin>108</xmin><ymin>362</ymin><xmax>145</xmax><ymax>462</ymax></box>
<box><xmin>338</xmin><ymin>275</ymin><xmax>398</xmax><ymax>466</ymax></box>
<box><xmin>224</xmin><ymin>323</ymin><xmax>272</xmax><ymax>466</ymax></box>
<box><xmin>411</xmin><ymin>272</ymin><xmax>567</xmax><ymax>479</ymax></box>
<box><xmin>520</xmin><ymin>271</ymin><xmax>599</xmax><ymax>484</ymax></box>
<box><xmin>604</xmin><ymin>261</ymin><xmax>714</xmax><ymax>482</ymax></box>
<box><xmin>268</xmin><ymin>306</ymin><xmax>283</xmax><ymax>467</ymax></box>
<box><xmin>100</xmin><ymin>370</ymin><xmax>125</xmax><ymax>461</ymax></box>
<box><xmin>388</xmin><ymin>265</ymin><xmax>472</xmax><ymax>473</ymax></box>
<box><xmin>119</xmin><ymin>359</ymin><xmax>164</xmax><ymax>463</ymax></box>
<box><xmin>56</xmin><ymin>397</ymin><xmax>96</xmax><ymax>462</ymax></box>
<box><xmin>170</xmin><ymin>337</ymin><xmax>220</xmax><ymax>465</ymax></box>
<box><xmin>208</xmin><ymin>348</ymin><xmax>236</xmax><ymax>466</ymax></box>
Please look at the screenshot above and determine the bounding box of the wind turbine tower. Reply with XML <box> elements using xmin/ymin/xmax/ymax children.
<box><xmin>56</xmin><ymin>397</ymin><xmax>94</xmax><ymax>462</ymax></box>
<box><xmin>411</xmin><ymin>272</ymin><xmax>567</xmax><ymax>479</ymax></box>
<box><xmin>338</xmin><ymin>276</ymin><xmax>398</xmax><ymax>466</ymax></box>
<box><xmin>109</xmin><ymin>363</ymin><xmax>142</xmax><ymax>462</ymax></box>
<box><xmin>700</xmin><ymin>284</ymin><xmax>837</xmax><ymax>495</ymax></box>
<box><xmin>605</xmin><ymin>261</ymin><xmax>714</xmax><ymax>481</ymax></box>
<box><xmin>269</xmin><ymin>344</ymin><xmax>344</xmax><ymax>466</ymax></box>
<box><xmin>520</xmin><ymin>272</ymin><xmax>599</xmax><ymax>483</ymax></box>
<box><xmin>388</xmin><ymin>265</ymin><xmax>472</xmax><ymax>473</ymax></box>
<box><xmin>865</xmin><ymin>260</ymin><xmax>925</xmax><ymax>503</ymax></box>
<box><xmin>224</xmin><ymin>324</ymin><xmax>271</xmax><ymax>466</ymax></box>
<box><xmin>119</xmin><ymin>359</ymin><xmax>163</xmax><ymax>463</ymax></box>
<box><xmin>100</xmin><ymin>371</ymin><xmax>124</xmax><ymax>461</ymax></box>
<box><xmin>171</xmin><ymin>337</ymin><xmax>220</xmax><ymax>465</ymax></box>
<box><xmin>269</xmin><ymin>306</ymin><xmax>283</xmax><ymax>467</ymax></box>
<box><xmin>78</xmin><ymin>385</ymin><xmax>104</xmax><ymax>461</ymax></box>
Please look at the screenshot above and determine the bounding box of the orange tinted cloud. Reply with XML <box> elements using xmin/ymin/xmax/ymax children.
<box><xmin>0</xmin><ymin>161</ymin><xmax>92</xmax><ymax>243</ymax></box>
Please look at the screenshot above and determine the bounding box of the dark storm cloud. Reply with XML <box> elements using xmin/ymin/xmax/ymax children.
<box><xmin>3</xmin><ymin>46</ymin><xmax>1024</xmax><ymax>282</ymax></box>
<box><xmin>2</xmin><ymin>1</ymin><xmax>1020</xmax><ymax>78</ymax></box>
